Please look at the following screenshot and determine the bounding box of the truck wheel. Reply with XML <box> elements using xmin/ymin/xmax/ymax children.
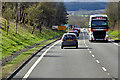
<box><xmin>76</xmin><ymin>45</ymin><xmax>78</xmax><ymax>49</ymax></box>
<box><xmin>89</xmin><ymin>40</ymin><xmax>92</xmax><ymax>42</ymax></box>
<box><xmin>61</xmin><ymin>46</ymin><xmax>63</xmax><ymax>49</ymax></box>
<box><xmin>89</xmin><ymin>40</ymin><xmax>93</xmax><ymax>42</ymax></box>
<box><xmin>105</xmin><ymin>40</ymin><xmax>108</xmax><ymax>43</ymax></box>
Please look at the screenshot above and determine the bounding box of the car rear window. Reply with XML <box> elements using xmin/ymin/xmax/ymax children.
<box><xmin>69</xmin><ymin>32</ymin><xmax>75</xmax><ymax>33</ymax></box>
<box><xmin>69</xmin><ymin>32</ymin><xmax>78</xmax><ymax>36</ymax></box>
<box><xmin>63</xmin><ymin>34</ymin><xmax>76</xmax><ymax>40</ymax></box>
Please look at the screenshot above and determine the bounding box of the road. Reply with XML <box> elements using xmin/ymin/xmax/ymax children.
<box><xmin>12</xmin><ymin>32</ymin><xmax>118</xmax><ymax>80</ymax></box>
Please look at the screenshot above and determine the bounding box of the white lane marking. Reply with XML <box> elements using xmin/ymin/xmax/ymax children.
<box><xmin>89</xmin><ymin>51</ymin><xmax>92</xmax><ymax>53</ymax></box>
<box><xmin>83</xmin><ymin>33</ymin><xmax>88</xmax><ymax>48</ymax></box>
<box><xmin>109</xmin><ymin>39</ymin><xmax>120</xmax><ymax>46</ymax></box>
<box><xmin>113</xmin><ymin>43</ymin><xmax>119</xmax><ymax>46</ymax></box>
<box><xmin>92</xmin><ymin>54</ymin><xmax>95</xmax><ymax>58</ymax></box>
<box><xmin>22</xmin><ymin>40</ymin><xmax>60</xmax><ymax>79</ymax></box>
<box><xmin>83</xmin><ymin>33</ymin><xmax>115</xmax><ymax>78</ymax></box>
<box><xmin>96</xmin><ymin>60</ymin><xmax>100</xmax><ymax>63</ymax></box>
<box><xmin>102</xmin><ymin>67</ymin><xmax>107</xmax><ymax>72</ymax></box>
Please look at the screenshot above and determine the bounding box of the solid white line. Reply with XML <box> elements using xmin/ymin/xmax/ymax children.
<box><xmin>22</xmin><ymin>40</ymin><xmax>60</xmax><ymax>79</ymax></box>
<box><xmin>102</xmin><ymin>67</ymin><xmax>107</xmax><ymax>72</ymax></box>
<box><xmin>92</xmin><ymin>54</ymin><xmax>95</xmax><ymax>58</ymax></box>
<box><xmin>96</xmin><ymin>60</ymin><xmax>100</xmax><ymax>63</ymax></box>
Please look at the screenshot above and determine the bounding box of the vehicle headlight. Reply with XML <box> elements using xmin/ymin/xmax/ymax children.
<box><xmin>106</xmin><ymin>35</ymin><xmax>109</xmax><ymax>38</ymax></box>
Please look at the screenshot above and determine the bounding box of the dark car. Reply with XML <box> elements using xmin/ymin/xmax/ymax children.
<box><xmin>61</xmin><ymin>33</ymin><xmax>78</xmax><ymax>49</ymax></box>
<box><xmin>68</xmin><ymin>31</ymin><xmax>79</xmax><ymax>37</ymax></box>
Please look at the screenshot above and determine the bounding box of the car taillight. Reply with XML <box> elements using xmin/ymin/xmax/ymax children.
<box><xmin>89</xmin><ymin>25</ymin><xmax>90</xmax><ymax>27</ymax></box>
<box><xmin>74</xmin><ymin>38</ymin><xmax>77</xmax><ymax>41</ymax></box>
<box><xmin>62</xmin><ymin>38</ymin><xmax>64</xmax><ymax>41</ymax></box>
<box><xmin>90</xmin><ymin>29</ymin><xmax>93</xmax><ymax>32</ymax></box>
<box><xmin>104</xmin><ymin>29</ymin><xmax>108</xmax><ymax>31</ymax></box>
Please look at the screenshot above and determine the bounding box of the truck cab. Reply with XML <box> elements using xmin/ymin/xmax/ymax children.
<box><xmin>89</xmin><ymin>15</ymin><xmax>109</xmax><ymax>42</ymax></box>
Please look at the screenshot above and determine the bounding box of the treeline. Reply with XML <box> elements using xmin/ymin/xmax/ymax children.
<box><xmin>106</xmin><ymin>2</ymin><xmax>120</xmax><ymax>30</ymax></box>
<box><xmin>65</xmin><ymin>2</ymin><xmax>107</xmax><ymax>11</ymax></box>
<box><xmin>2</xmin><ymin>2</ymin><xmax>68</xmax><ymax>34</ymax></box>
<box><xmin>68</xmin><ymin>16</ymin><xmax>88</xmax><ymax>28</ymax></box>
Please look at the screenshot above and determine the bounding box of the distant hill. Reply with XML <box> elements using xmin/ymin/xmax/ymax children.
<box><xmin>64</xmin><ymin>2</ymin><xmax>107</xmax><ymax>11</ymax></box>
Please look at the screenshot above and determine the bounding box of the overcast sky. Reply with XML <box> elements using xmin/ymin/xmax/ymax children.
<box><xmin>63</xmin><ymin>0</ymin><xmax>119</xmax><ymax>2</ymax></box>
<box><xmin>63</xmin><ymin>0</ymin><xmax>108</xmax><ymax>2</ymax></box>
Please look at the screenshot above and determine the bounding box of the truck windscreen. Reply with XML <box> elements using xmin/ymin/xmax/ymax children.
<box><xmin>91</xmin><ymin>20</ymin><xmax>108</xmax><ymax>27</ymax></box>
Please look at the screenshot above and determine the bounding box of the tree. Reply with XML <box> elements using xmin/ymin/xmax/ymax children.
<box><xmin>2</xmin><ymin>5</ymin><xmax>13</xmax><ymax>35</ymax></box>
<box><xmin>26</xmin><ymin>4</ymin><xmax>43</xmax><ymax>34</ymax></box>
<box><xmin>106</xmin><ymin>2</ymin><xmax>118</xmax><ymax>27</ymax></box>
<box><xmin>55</xmin><ymin>2</ymin><xmax>68</xmax><ymax>26</ymax></box>
<box><xmin>2</xmin><ymin>2</ymin><xmax>68</xmax><ymax>34</ymax></box>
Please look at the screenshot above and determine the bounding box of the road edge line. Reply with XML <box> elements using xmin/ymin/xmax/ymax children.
<box><xmin>22</xmin><ymin>40</ymin><xmax>60</xmax><ymax>79</ymax></box>
<box><xmin>7</xmin><ymin>38</ymin><xmax>60</xmax><ymax>80</ymax></box>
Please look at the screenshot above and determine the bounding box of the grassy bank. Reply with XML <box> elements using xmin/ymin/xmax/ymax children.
<box><xmin>2</xmin><ymin>39</ymin><xmax>57</xmax><ymax>78</ymax></box>
<box><xmin>1</xmin><ymin>18</ymin><xmax>63</xmax><ymax>59</ymax></box>
<box><xmin>109</xmin><ymin>30</ymin><xmax>120</xmax><ymax>40</ymax></box>
<box><xmin>1</xmin><ymin>18</ymin><xmax>64</xmax><ymax>78</ymax></box>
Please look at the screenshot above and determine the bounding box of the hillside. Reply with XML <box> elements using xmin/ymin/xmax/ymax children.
<box><xmin>67</xmin><ymin>9</ymin><xmax>105</xmax><ymax>16</ymax></box>
<box><xmin>1</xmin><ymin>18</ymin><xmax>63</xmax><ymax>59</ymax></box>
<box><xmin>64</xmin><ymin>2</ymin><xmax>107</xmax><ymax>11</ymax></box>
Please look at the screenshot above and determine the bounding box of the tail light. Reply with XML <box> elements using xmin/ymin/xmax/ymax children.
<box><xmin>74</xmin><ymin>38</ymin><xmax>77</xmax><ymax>41</ymax></box>
<box><xmin>89</xmin><ymin>25</ymin><xmax>90</xmax><ymax>27</ymax></box>
<box><xmin>62</xmin><ymin>38</ymin><xmax>64</xmax><ymax>41</ymax></box>
<box><xmin>104</xmin><ymin>29</ymin><xmax>108</xmax><ymax>31</ymax></box>
<box><xmin>90</xmin><ymin>29</ymin><xmax>93</xmax><ymax>32</ymax></box>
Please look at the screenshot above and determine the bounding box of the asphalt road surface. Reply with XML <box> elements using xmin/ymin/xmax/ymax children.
<box><xmin>12</xmin><ymin>32</ymin><xmax>118</xmax><ymax>80</ymax></box>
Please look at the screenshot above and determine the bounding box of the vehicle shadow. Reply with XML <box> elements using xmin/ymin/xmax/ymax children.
<box><xmin>35</xmin><ymin>54</ymin><xmax>62</xmax><ymax>57</ymax></box>
<box><xmin>90</xmin><ymin>40</ymin><xmax>120</xmax><ymax>43</ymax></box>
<box><xmin>112</xmin><ymin>40</ymin><xmax>120</xmax><ymax>43</ymax></box>
<box><xmin>63</xmin><ymin>47</ymin><xmax>92</xmax><ymax>50</ymax></box>
<box><xmin>90</xmin><ymin>41</ymin><xmax>112</xmax><ymax>43</ymax></box>
<box><xmin>44</xmin><ymin>55</ymin><xmax>62</xmax><ymax>57</ymax></box>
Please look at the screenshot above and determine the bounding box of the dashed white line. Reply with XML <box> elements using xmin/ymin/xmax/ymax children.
<box><xmin>102</xmin><ymin>67</ymin><xmax>107</xmax><ymax>72</ymax></box>
<box><xmin>22</xmin><ymin>40</ymin><xmax>60</xmax><ymax>79</ymax></box>
<box><xmin>83</xmin><ymin>33</ymin><xmax>115</xmax><ymax>78</ymax></box>
<box><xmin>96</xmin><ymin>60</ymin><xmax>100</xmax><ymax>63</ymax></box>
<box><xmin>92</xmin><ymin>54</ymin><xmax>95</xmax><ymax>58</ymax></box>
<box><xmin>89</xmin><ymin>51</ymin><xmax>92</xmax><ymax>53</ymax></box>
<box><xmin>86</xmin><ymin>45</ymin><xmax>88</xmax><ymax>47</ymax></box>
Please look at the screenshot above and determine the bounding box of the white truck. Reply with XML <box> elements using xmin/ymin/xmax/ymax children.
<box><xmin>89</xmin><ymin>15</ymin><xmax>109</xmax><ymax>42</ymax></box>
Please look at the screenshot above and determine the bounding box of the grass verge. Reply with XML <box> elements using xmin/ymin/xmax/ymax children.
<box><xmin>2</xmin><ymin>39</ymin><xmax>57</xmax><ymax>78</ymax></box>
<box><xmin>109</xmin><ymin>30</ymin><xmax>120</xmax><ymax>40</ymax></box>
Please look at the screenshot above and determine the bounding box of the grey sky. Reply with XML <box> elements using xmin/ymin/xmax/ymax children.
<box><xmin>1</xmin><ymin>0</ymin><xmax>119</xmax><ymax>2</ymax></box>
<box><xmin>63</xmin><ymin>0</ymin><xmax>119</xmax><ymax>2</ymax></box>
<box><xmin>63</xmin><ymin>0</ymin><xmax>108</xmax><ymax>2</ymax></box>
